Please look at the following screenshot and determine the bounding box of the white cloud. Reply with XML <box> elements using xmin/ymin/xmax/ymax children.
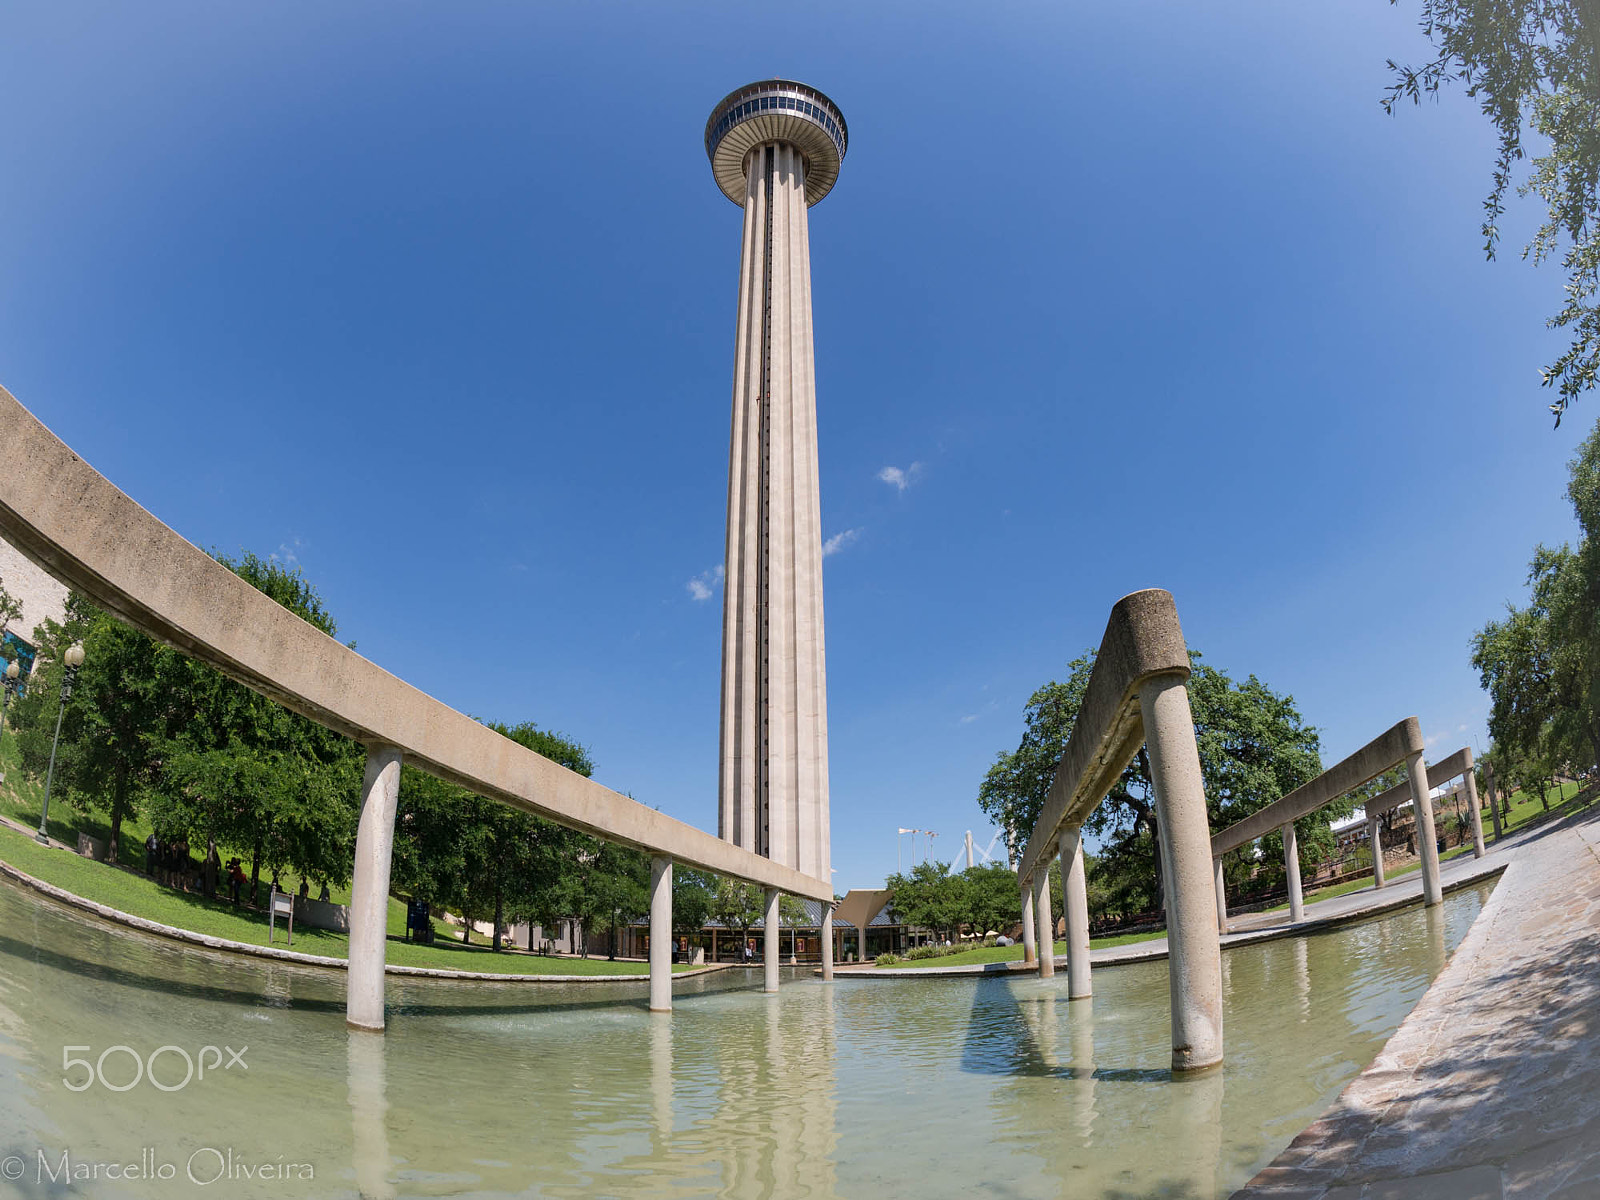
<box><xmin>687</xmin><ymin>564</ymin><xmax>724</xmax><ymax>602</ymax></box>
<box><xmin>878</xmin><ymin>462</ymin><xmax>923</xmax><ymax>492</ymax></box>
<box><xmin>822</xmin><ymin>527</ymin><xmax>863</xmax><ymax>558</ymax></box>
<box><xmin>270</xmin><ymin>537</ymin><xmax>304</xmax><ymax>567</ymax></box>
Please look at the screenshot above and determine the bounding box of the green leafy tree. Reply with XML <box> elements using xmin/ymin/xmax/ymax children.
<box><xmin>673</xmin><ymin>867</ymin><xmax>717</xmax><ymax>938</ymax></box>
<box><xmin>963</xmin><ymin>861</ymin><xmax>1023</xmax><ymax>936</ymax></box>
<box><xmin>1386</xmin><ymin>0</ymin><xmax>1600</xmax><ymax>422</ymax></box>
<box><xmin>978</xmin><ymin>652</ymin><xmax>1322</xmax><ymax>917</ymax></box>
<box><xmin>711</xmin><ymin>877</ymin><xmax>763</xmax><ymax>952</ymax></box>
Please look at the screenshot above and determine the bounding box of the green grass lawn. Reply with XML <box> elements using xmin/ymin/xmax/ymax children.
<box><xmin>0</xmin><ymin>818</ymin><xmax>692</xmax><ymax>976</ymax></box>
<box><xmin>880</xmin><ymin>926</ymin><xmax>1169</xmax><ymax>970</ymax></box>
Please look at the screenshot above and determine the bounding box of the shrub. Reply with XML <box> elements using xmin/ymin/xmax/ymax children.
<box><xmin>906</xmin><ymin>943</ymin><xmax>966</xmax><ymax>962</ymax></box>
<box><xmin>874</xmin><ymin>952</ymin><xmax>902</xmax><ymax>967</ymax></box>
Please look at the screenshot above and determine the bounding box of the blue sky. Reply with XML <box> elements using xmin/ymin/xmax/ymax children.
<box><xmin>0</xmin><ymin>3</ymin><xmax>1579</xmax><ymax>890</ymax></box>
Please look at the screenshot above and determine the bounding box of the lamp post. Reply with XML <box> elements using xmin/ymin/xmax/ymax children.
<box><xmin>37</xmin><ymin>644</ymin><xmax>84</xmax><ymax>845</ymax></box>
<box><xmin>0</xmin><ymin>659</ymin><xmax>18</xmax><ymax>784</ymax></box>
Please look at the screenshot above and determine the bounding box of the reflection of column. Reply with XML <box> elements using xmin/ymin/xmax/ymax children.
<box><xmin>1213</xmin><ymin>856</ymin><xmax>1229</xmax><ymax>933</ymax></box>
<box><xmin>1282</xmin><ymin>822</ymin><xmax>1304</xmax><ymax>924</ymax></box>
<box><xmin>1462</xmin><ymin>763</ymin><xmax>1486</xmax><ymax>858</ymax></box>
<box><xmin>347</xmin><ymin>1031</ymin><xmax>395</xmax><ymax>1200</ymax></box>
<box><xmin>1032</xmin><ymin>858</ymin><xmax>1055</xmax><ymax>979</ymax></box>
<box><xmin>1166</xmin><ymin>1067</ymin><xmax>1224</xmax><ymax>1196</ymax></box>
<box><xmin>348</xmin><ymin>746</ymin><xmax>402</xmax><ymax>1032</ymax></box>
<box><xmin>1059</xmin><ymin>830</ymin><xmax>1092</xmax><ymax>999</ymax></box>
<box><xmin>1425</xmin><ymin>903</ymin><xmax>1446</xmax><ymax>978</ymax></box>
<box><xmin>1369</xmin><ymin>813</ymin><xmax>1386</xmax><ymax>888</ymax></box>
<box><xmin>820</xmin><ymin>902</ymin><xmax>834</xmax><ymax>980</ymax></box>
<box><xmin>1293</xmin><ymin>934</ymin><xmax>1311</xmax><ymax>1022</ymax></box>
<box><xmin>1020</xmin><ymin>880</ymin><xmax>1037</xmax><ymax>964</ymax></box>
<box><xmin>1067</xmin><ymin>1003</ymin><xmax>1097</xmax><ymax>1144</ymax></box>
<box><xmin>764</xmin><ymin>888</ymin><xmax>782</xmax><ymax>992</ymax></box>
<box><xmin>650</xmin><ymin>1015</ymin><xmax>674</xmax><ymax>1155</ymax></box>
<box><xmin>650</xmin><ymin>856</ymin><xmax>673</xmax><ymax>1012</ymax></box>
<box><xmin>1140</xmin><ymin>674</ymin><xmax>1224</xmax><ymax>1072</ymax></box>
<box><xmin>1407</xmin><ymin>750</ymin><xmax>1443</xmax><ymax>906</ymax></box>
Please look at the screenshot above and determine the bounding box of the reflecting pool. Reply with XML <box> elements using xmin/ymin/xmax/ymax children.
<box><xmin>0</xmin><ymin>876</ymin><xmax>1493</xmax><ymax>1198</ymax></box>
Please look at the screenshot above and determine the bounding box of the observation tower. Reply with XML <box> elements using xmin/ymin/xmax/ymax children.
<box><xmin>706</xmin><ymin>80</ymin><xmax>847</xmax><ymax>883</ymax></box>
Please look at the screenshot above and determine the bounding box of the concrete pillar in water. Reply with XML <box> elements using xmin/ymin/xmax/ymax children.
<box><xmin>1463</xmin><ymin>763</ymin><xmax>1486</xmax><ymax>859</ymax></box>
<box><xmin>1369</xmin><ymin>813</ymin><xmax>1386</xmax><ymax>888</ymax></box>
<box><xmin>347</xmin><ymin>745</ymin><xmax>402</xmax><ymax>1032</ymax></box>
<box><xmin>1282</xmin><ymin>822</ymin><xmax>1304</xmax><ymax>924</ymax></box>
<box><xmin>1059</xmin><ymin>829</ymin><xmax>1092</xmax><ymax>999</ymax></box>
<box><xmin>649</xmin><ymin>856</ymin><xmax>672</xmax><ymax>1013</ymax></box>
<box><xmin>1407</xmin><ymin>749</ymin><xmax>1444</xmax><ymax>907</ymax></box>
<box><xmin>1139</xmin><ymin>674</ymin><xmax>1224</xmax><ymax>1073</ymax></box>
<box><xmin>1213</xmin><ymin>856</ymin><xmax>1228</xmax><ymax>934</ymax></box>
<box><xmin>820</xmin><ymin>902</ymin><xmax>835</xmax><ymax>980</ymax></box>
<box><xmin>1020</xmin><ymin>879</ymin><xmax>1037</xmax><ymax>964</ymax></box>
<box><xmin>1032</xmin><ymin>859</ymin><xmax>1055</xmax><ymax>979</ymax></box>
<box><xmin>764</xmin><ymin>888</ymin><xmax>781</xmax><ymax>992</ymax></box>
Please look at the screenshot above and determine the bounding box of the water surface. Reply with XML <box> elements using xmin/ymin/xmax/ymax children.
<box><xmin>0</xmin><ymin>876</ymin><xmax>1492</xmax><ymax>1198</ymax></box>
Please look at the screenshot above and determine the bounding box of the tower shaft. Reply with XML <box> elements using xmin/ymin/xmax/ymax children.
<box><xmin>719</xmin><ymin>141</ymin><xmax>830</xmax><ymax>882</ymax></box>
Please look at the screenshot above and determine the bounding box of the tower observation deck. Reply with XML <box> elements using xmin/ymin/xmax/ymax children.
<box><xmin>706</xmin><ymin>80</ymin><xmax>847</xmax><ymax>884</ymax></box>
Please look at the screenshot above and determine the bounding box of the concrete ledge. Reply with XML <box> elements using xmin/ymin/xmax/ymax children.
<box><xmin>828</xmin><ymin>861</ymin><xmax>1505</xmax><ymax>979</ymax></box>
<box><xmin>0</xmin><ymin>858</ymin><xmax>733</xmax><ymax>984</ymax></box>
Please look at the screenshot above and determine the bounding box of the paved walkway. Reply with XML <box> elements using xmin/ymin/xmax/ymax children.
<box><xmin>1233</xmin><ymin>802</ymin><xmax>1600</xmax><ymax>1199</ymax></box>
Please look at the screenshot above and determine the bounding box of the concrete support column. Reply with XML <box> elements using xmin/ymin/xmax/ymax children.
<box><xmin>1463</xmin><ymin>768</ymin><xmax>1486</xmax><ymax>859</ymax></box>
<box><xmin>1282</xmin><ymin>822</ymin><xmax>1304</xmax><ymax>924</ymax></box>
<box><xmin>820</xmin><ymin>902</ymin><xmax>835</xmax><ymax>980</ymax></box>
<box><xmin>855</xmin><ymin>922</ymin><xmax>867</xmax><ymax>964</ymax></box>
<box><xmin>764</xmin><ymin>888</ymin><xmax>781</xmax><ymax>992</ymax></box>
<box><xmin>347</xmin><ymin>745</ymin><xmax>403</xmax><ymax>1032</ymax></box>
<box><xmin>1032</xmin><ymin>859</ymin><xmax>1055</xmax><ymax>979</ymax></box>
<box><xmin>1213</xmin><ymin>856</ymin><xmax>1228</xmax><ymax>934</ymax></box>
<box><xmin>1139</xmin><ymin>673</ymin><xmax>1224</xmax><ymax>1073</ymax></box>
<box><xmin>1369</xmin><ymin>814</ymin><xmax>1386</xmax><ymax>888</ymax></box>
<box><xmin>1407</xmin><ymin>750</ymin><xmax>1443</xmax><ymax>907</ymax></box>
<box><xmin>649</xmin><ymin>856</ymin><xmax>672</xmax><ymax>1013</ymax></box>
<box><xmin>1020</xmin><ymin>879</ymin><xmax>1037</xmax><ymax>964</ymax></box>
<box><xmin>1059</xmin><ymin>829</ymin><xmax>1091</xmax><ymax>999</ymax></box>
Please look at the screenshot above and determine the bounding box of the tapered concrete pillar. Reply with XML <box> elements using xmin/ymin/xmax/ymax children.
<box><xmin>1485</xmin><ymin>763</ymin><xmax>1503</xmax><ymax>842</ymax></box>
<box><xmin>764</xmin><ymin>888</ymin><xmax>781</xmax><ymax>992</ymax></box>
<box><xmin>1059</xmin><ymin>829</ymin><xmax>1091</xmax><ymax>999</ymax></box>
<box><xmin>1407</xmin><ymin>750</ymin><xmax>1443</xmax><ymax>907</ymax></box>
<box><xmin>348</xmin><ymin>745</ymin><xmax>403</xmax><ymax>1032</ymax></box>
<box><xmin>1020</xmin><ymin>879</ymin><xmax>1037</xmax><ymax>964</ymax></box>
<box><xmin>1032</xmin><ymin>860</ymin><xmax>1055</xmax><ymax>979</ymax></box>
<box><xmin>1369</xmin><ymin>814</ymin><xmax>1386</xmax><ymax>888</ymax></box>
<box><xmin>854</xmin><ymin>922</ymin><xmax>867</xmax><ymax>964</ymax></box>
<box><xmin>1139</xmin><ymin>674</ymin><xmax>1223</xmax><ymax>1073</ymax></box>
<box><xmin>1282</xmin><ymin>822</ymin><xmax>1304</xmax><ymax>924</ymax></box>
<box><xmin>649</xmin><ymin>856</ymin><xmax>672</xmax><ymax>1013</ymax></box>
<box><xmin>820</xmin><ymin>902</ymin><xmax>835</xmax><ymax>980</ymax></box>
<box><xmin>1213</xmin><ymin>856</ymin><xmax>1229</xmax><ymax>934</ymax></box>
<box><xmin>1463</xmin><ymin>765</ymin><xmax>1486</xmax><ymax>858</ymax></box>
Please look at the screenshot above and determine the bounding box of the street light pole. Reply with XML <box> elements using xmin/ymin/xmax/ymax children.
<box><xmin>37</xmin><ymin>644</ymin><xmax>84</xmax><ymax>845</ymax></box>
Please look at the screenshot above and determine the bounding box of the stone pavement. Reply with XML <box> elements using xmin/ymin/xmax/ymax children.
<box><xmin>1232</xmin><ymin>802</ymin><xmax>1600</xmax><ymax>1199</ymax></box>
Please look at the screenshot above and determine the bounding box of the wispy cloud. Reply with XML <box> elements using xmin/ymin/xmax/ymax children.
<box><xmin>270</xmin><ymin>537</ymin><xmax>305</xmax><ymax>567</ymax></box>
<box><xmin>878</xmin><ymin>462</ymin><xmax>923</xmax><ymax>492</ymax></box>
<box><xmin>687</xmin><ymin>564</ymin><xmax>724</xmax><ymax>602</ymax></box>
<box><xmin>822</xmin><ymin>527</ymin><xmax>863</xmax><ymax>558</ymax></box>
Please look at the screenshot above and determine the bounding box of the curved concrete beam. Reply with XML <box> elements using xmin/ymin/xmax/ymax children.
<box><xmin>1210</xmin><ymin>717</ymin><xmax>1423</xmax><ymax>857</ymax></box>
<box><xmin>1016</xmin><ymin>588</ymin><xmax>1191</xmax><ymax>884</ymax></box>
<box><xmin>0</xmin><ymin>385</ymin><xmax>831</xmax><ymax>901</ymax></box>
<box><xmin>1365</xmin><ymin>746</ymin><xmax>1474</xmax><ymax>818</ymax></box>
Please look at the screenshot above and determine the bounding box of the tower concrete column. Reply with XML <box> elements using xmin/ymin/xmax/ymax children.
<box><xmin>1407</xmin><ymin>750</ymin><xmax>1444</xmax><ymax>907</ymax></box>
<box><xmin>764</xmin><ymin>888</ymin><xmax>782</xmax><ymax>992</ymax></box>
<box><xmin>1139</xmin><ymin>674</ymin><xmax>1223</xmax><ymax>1073</ymax></box>
<box><xmin>1059</xmin><ymin>828</ymin><xmax>1091</xmax><ymax>999</ymax></box>
<box><xmin>1020</xmin><ymin>879</ymin><xmax>1037</xmax><ymax>964</ymax></box>
<box><xmin>1463</xmin><ymin>764</ymin><xmax>1486</xmax><ymax>859</ymax></box>
<box><xmin>820</xmin><ymin>902</ymin><xmax>835</xmax><ymax>980</ymax></box>
<box><xmin>649</xmin><ymin>856</ymin><xmax>672</xmax><ymax>1013</ymax></box>
<box><xmin>1032</xmin><ymin>859</ymin><xmax>1055</xmax><ymax>979</ymax></box>
<box><xmin>1282</xmin><ymin>822</ymin><xmax>1304</xmax><ymax>924</ymax></box>
<box><xmin>348</xmin><ymin>745</ymin><xmax>402</xmax><ymax>1032</ymax></box>
<box><xmin>1213</xmin><ymin>856</ymin><xmax>1228</xmax><ymax>934</ymax></box>
<box><xmin>1369</xmin><ymin>813</ymin><xmax>1386</xmax><ymax>888</ymax></box>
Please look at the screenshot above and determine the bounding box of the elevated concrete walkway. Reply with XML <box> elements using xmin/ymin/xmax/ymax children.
<box><xmin>1233</xmin><ymin>802</ymin><xmax>1600</xmax><ymax>1199</ymax></box>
